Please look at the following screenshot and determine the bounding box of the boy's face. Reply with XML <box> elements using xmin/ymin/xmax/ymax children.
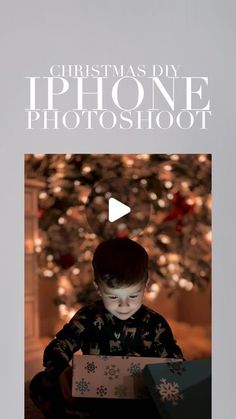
<box><xmin>97</xmin><ymin>280</ymin><xmax>146</xmax><ymax>320</ymax></box>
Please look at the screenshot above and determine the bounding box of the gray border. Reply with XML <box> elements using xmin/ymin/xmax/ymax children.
<box><xmin>1</xmin><ymin>1</ymin><xmax>236</xmax><ymax>418</ymax></box>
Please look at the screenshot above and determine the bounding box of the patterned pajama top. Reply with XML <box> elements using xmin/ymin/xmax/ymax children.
<box><xmin>43</xmin><ymin>300</ymin><xmax>183</xmax><ymax>374</ymax></box>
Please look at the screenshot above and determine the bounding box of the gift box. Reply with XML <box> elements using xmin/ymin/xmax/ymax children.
<box><xmin>72</xmin><ymin>354</ymin><xmax>180</xmax><ymax>399</ymax></box>
<box><xmin>143</xmin><ymin>358</ymin><xmax>211</xmax><ymax>419</ymax></box>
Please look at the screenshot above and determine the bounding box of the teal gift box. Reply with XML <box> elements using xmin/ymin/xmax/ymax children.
<box><xmin>143</xmin><ymin>358</ymin><xmax>211</xmax><ymax>419</ymax></box>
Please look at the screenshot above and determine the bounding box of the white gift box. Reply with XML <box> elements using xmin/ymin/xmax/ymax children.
<box><xmin>72</xmin><ymin>354</ymin><xmax>179</xmax><ymax>399</ymax></box>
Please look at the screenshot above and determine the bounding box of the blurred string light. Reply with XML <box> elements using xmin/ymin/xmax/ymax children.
<box><xmin>33</xmin><ymin>154</ymin><xmax>45</xmax><ymax>159</ymax></box>
<box><xmin>54</xmin><ymin>186</ymin><xmax>62</xmax><ymax>194</ymax></box>
<box><xmin>136</xmin><ymin>154</ymin><xmax>150</xmax><ymax>161</ymax></box>
<box><xmin>164</xmin><ymin>181</ymin><xmax>172</xmax><ymax>189</ymax></box>
<box><xmin>198</xmin><ymin>154</ymin><xmax>207</xmax><ymax>163</ymax></box>
<box><xmin>39</xmin><ymin>191</ymin><xmax>48</xmax><ymax>200</ymax></box>
<box><xmin>205</xmin><ymin>230</ymin><xmax>212</xmax><ymax>243</ymax></box>
<box><xmin>158</xmin><ymin>199</ymin><xmax>166</xmax><ymax>207</ymax></box>
<box><xmin>58</xmin><ymin>217</ymin><xmax>66</xmax><ymax>224</ymax></box>
<box><xmin>179</xmin><ymin>278</ymin><xmax>193</xmax><ymax>291</ymax></box>
<box><xmin>82</xmin><ymin>165</ymin><xmax>92</xmax><ymax>174</ymax></box>
<box><xmin>34</xmin><ymin>237</ymin><xmax>42</xmax><ymax>253</ymax></box>
<box><xmin>43</xmin><ymin>269</ymin><xmax>54</xmax><ymax>278</ymax></box>
<box><xmin>159</xmin><ymin>234</ymin><xmax>171</xmax><ymax>244</ymax></box>
<box><xmin>150</xmin><ymin>192</ymin><xmax>157</xmax><ymax>200</ymax></box>
<box><xmin>146</xmin><ymin>283</ymin><xmax>160</xmax><ymax>300</ymax></box>
<box><xmin>65</xmin><ymin>154</ymin><xmax>72</xmax><ymax>161</ymax></box>
<box><xmin>170</xmin><ymin>154</ymin><xmax>179</xmax><ymax>161</ymax></box>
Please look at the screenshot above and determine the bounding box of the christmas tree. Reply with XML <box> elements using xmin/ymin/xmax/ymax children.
<box><xmin>25</xmin><ymin>154</ymin><xmax>211</xmax><ymax>319</ymax></box>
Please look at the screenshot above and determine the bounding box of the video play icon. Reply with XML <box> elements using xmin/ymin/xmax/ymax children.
<box><xmin>108</xmin><ymin>197</ymin><xmax>131</xmax><ymax>222</ymax></box>
<box><xmin>86</xmin><ymin>177</ymin><xmax>151</xmax><ymax>239</ymax></box>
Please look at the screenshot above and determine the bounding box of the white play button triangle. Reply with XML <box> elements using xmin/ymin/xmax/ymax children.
<box><xmin>86</xmin><ymin>177</ymin><xmax>151</xmax><ymax>238</ymax></box>
<box><xmin>108</xmin><ymin>197</ymin><xmax>131</xmax><ymax>222</ymax></box>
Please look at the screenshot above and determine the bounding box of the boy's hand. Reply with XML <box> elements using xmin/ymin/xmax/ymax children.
<box><xmin>59</xmin><ymin>366</ymin><xmax>73</xmax><ymax>404</ymax></box>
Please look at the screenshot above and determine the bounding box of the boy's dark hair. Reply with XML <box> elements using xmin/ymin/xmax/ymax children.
<box><xmin>92</xmin><ymin>237</ymin><xmax>148</xmax><ymax>288</ymax></box>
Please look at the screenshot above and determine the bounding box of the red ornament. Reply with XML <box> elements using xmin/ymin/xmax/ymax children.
<box><xmin>163</xmin><ymin>192</ymin><xmax>194</xmax><ymax>223</ymax></box>
<box><xmin>116</xmin><ymin>230</ymin><xmax>128</xmax><ymax>238</ymax></box>
<box><xmin>38</xmin><ymin>208</ymin><xmax>45</xmax><ymax>219</ymax></box>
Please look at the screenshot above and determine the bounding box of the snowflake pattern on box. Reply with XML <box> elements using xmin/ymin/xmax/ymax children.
<box><xmin>93</xmin><ymin>317</ymin><xmax>104</xmax><ymax>330</ymax></box>
<box><xmin>167</xmin><ymin>360</ymin><xmax>186</xmax><ymax>375</ymax></box>
<box><xmin>72</xmin><ymin>354</ymin><xmax>183</xmax><ymax>399</ymax></box>
<box><xmin>104</xmin><ymin>364</ymin><xmax>120</xmax><ymax>380</ymax></box>
<box><xmin>84</xmin><ymin>361</ymin><xmax>97</xmax><ymax>374</ymax></box>
<box><xmin>114</xmin><ymin>385</ymin><xmax>128</xmax><ymax>398</ymax></box>
<box><xmin>75</xmin><ymin>378</ymin><xmax>90</xmax><ymax>395</ymax></box>
<box><xmin>127</xmin><ymin>362</ymin><xmax>142</xmax><ymax>376</ymax></box>
<box><xmin>96</xmin><ymin>385</ymin><xmax>108</xmax><ymax>397</ymax></box>
<box><xmin>156</xmin><ymin>378</ymin><xmax>184</xmax><ymax>406</ymax></box>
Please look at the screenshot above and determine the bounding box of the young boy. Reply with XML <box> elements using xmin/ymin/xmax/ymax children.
<box><xmin>30</xmin><ymin>238</ymin><xmax>183</xmax><ymax>418</ymax></box>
